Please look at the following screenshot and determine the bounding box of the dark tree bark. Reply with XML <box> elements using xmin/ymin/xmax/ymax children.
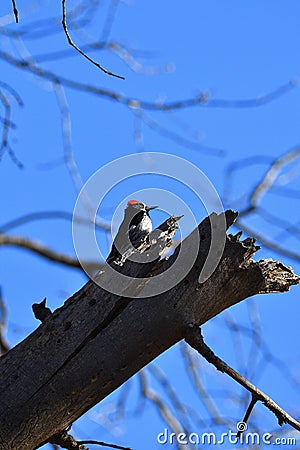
<box><xmin>0</xmin><ymin>211</ymin><xmax>298</xmax><ymax>450</ymax></box>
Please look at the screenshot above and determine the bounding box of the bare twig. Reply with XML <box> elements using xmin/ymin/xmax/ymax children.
<box><xmin>244</xmin><ymin>301</ymin><xmax>262</xmax><ymax>381</ymax></box>
<box><xmin>31</xmin><ymin>39</ymin><xmax>172</xmax><ymax>75</ymax></box>
<box><xmin>185</xmin><ymin>325</ymin><xmax>300</xmax><ymax>432</ymax></box>
<box><xmin>223</xmin><ymin>312</ymin><xmax>246</xmax><ymax>370</ymax></box>
<box><xmin>133</xmin><ymin>112</ymin><xmax>144</xmax><ymax>152</ymax></box>
<box><xmin>139</xmin><ymin>370</ymin><xmax>186</xmax><ymax>447</ymax></box>
<box><xmin>115</xmin><ymin>381</ymin><xmax>133</xmax><ymax>420</ymax></box>
<box><xmin>237</xmin><ymin>394</ymin><xmax>258</xmax><ymax>438</ymax></box>
<box><xmin>224</xmin><ymin>148</ymin><xmax>300</xmax><ymax>260</ymax></box>
<box><xmin>0</xmin><ymin>1</ymin><xmax>93</xmax><ymax>38</ymax></box>
<box><xmin>0</xmin><ymin>49</ymin><xmax>296</xmax><ymax>112</ymax></box>
<box><xmin>236</xmin><ymin>220</ymin><xmax>300</xmax><ymax>262</ymax></box>
<box><xmin>100</xmin><ymin>0</ymin><xmax>121</xmax><ymax>42</ymax></box>
<box><xmin>219</xmin><ymin>310</ymin><xmax>300</xmax><ymax>391</ymax></box>
<box><xmin>0</xmin><ymin>82</ymin><xmax>23</xmax><ymax>167</ymax></box>
<box><xmin>0</xmin><ymin>81</ymin><xmax>23</xmax><ymax>106</ymax></box>
<box><xmin>180</xmin><ymin>342</ymin><xmax>226</xmax><ymax>425</ymax></box>
<box><xmin>109</xmin><ymin>41</ymin><xmax>174</xmax><ymax>75</ymax></box>
<box><xmin>224</xmin><ymin>155</ymin><xmax>274</xmax><ymax>207</ymax></box>
<box><xmin>0</xmin><ymin>233</ymin><xmax>100</xmax><ymax>270</ymax></box>
<box><xmin>53</xmin><ymin>82</ymin><xmax>101</xmax><ymax>221</ymax></box>
<box><xmin>256</xmin><ymin>207</ymin><xmax>300</xmax><ymax>242</ymax></box>
<box><xmin>0</xmin><ymin>210</ymin><xmax>110</xmax><ymax>233</ymax></box>
<box><xmin>0</xmin><ymin>89</ymin><xmax>23</xmax><ymax>168</ymax></box>
<box><xmin>131</xmin><ymin>108</ymin><xmax>224</xmax><ymax>156</ymax></box>
<box><xmin>30</xmin><ymin>41</ymin><xmax>107</xmax><ymax>63</ymax></box>
<box><xmin>0</xmin><ymin>90</ymin><xmax>10</xmax><ymax>158</ymax></box>
<box><xmin>79</xmin><ymin>440</ymin><xmax>131</xmax><ymax>450</ymax></box>
<box><xmin>241</xmin><ymin>146</ymin><xmax>300</xmax><ymax>215</ymax></box>
<box><xmin>148</xmin><ymin>364</ymin><xmax>193</xmax><ymax>431</ymax></box>
<box><xmin>53</xmin><ymin>82</ymin><xmax>84</xmax><ymax>195</ymax></box>
<box><xmin>11</xmin><ymin>0</ymin><xmax>19</xmax><ymax>23</ymax></box>
<box><xmin>61</xmin><ymin>0</ymin><xmax>124</xmax><ymax>79</ymax></box>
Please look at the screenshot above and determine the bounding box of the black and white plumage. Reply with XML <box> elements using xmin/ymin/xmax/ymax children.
<box><xmin>106</xmin><ymin>200</ymin><xmax>158</xmax><ymax>265</ymax></box>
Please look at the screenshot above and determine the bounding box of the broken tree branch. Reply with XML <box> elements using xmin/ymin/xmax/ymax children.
<box><xmin>0</xmin><ymin>210</ymin><xmax>298</xmax><ymax>449</ymax></box>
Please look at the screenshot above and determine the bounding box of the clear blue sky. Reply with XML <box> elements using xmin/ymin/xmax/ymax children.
<box><xmin>1</xmin><ymin>1</ymin><xmax>300</xmax><ymax>449</ymax></box>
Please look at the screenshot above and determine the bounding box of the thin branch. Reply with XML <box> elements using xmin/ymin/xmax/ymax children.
<box><xmin>244</xmin><ymin>301</ymin><xmax>262</xmax><ymax>381</ymax></box>
<box><xmin>0</xmin><ymin>82</ymin><xmax>23</xmax><ymax>167</ymax></box>
<box><xmin>223</xmin><ymin>311</ymin><xmax>246</xmax><ymax>371</ymax></box>
<box><xmin>0</xmin><ymin>1</ymin><xmax>93</xmax><ymax>38</ymax></box>
<box><xmin>115</xmin><ymin>381</ymin><xmax>133</xmax><ymax>420</ymax></box>
<box><xmin>0</xmin><ymin>89</ymin><xmax>23</xmax><ymax>168</ymax></box>
<box><xmin>31</xmin><ymin>40</ymin><xmax>171</xmax><ymax>76</ymax></box>
<box><xmin>180</xmin><ymin>342</ymin><xmax>226</xmax><ymax>425</ymax></box>
<box><xmin>240</xmin><ymin>146</ymin><xmax>300</xmax><ymax>215</ymax></box>
<box><xmin>148</xmin><ymin>364</ymin><xmax>193</xmax><ymax>432</ymax></box>
<box><xmin>148</xmin><ymin>364</ymin><xmax>187</xmax><ymax>416</ymax></box>
<box><xmin>100</xmin><ymin>0</ymin><xmax>121</xmax><ymax>42</ymax></box>
<box><xmin>237</xmin><ymin>394</ymin><xmax>258</xmax><ymax>438</ymax></box>
<box><xmin>0</xmin><ymin>210</ymin><xmax>110</xmax><ymax>233</ymax></box>
<box><xmin>0</xmin><ymin>90</ymin><xmax>10</xmax><ymax>158</ymax></box>
<box><xmin>138</xmin><ymin>370</ymin><xmax>186</xmax><ymax>448</ymax></box>
<box><xmin>224</xmin><ymin>155</ymin><xmax>274</xmax><ymax>207</ymax></box>
<box><xmin>133</xmin><ymin>112</ymin><xmax>144</xmax><ymax>152</ymax></box>
<box><xmin>0</xmin><ymin>48</ymin><xmax>297</xmax><ymax>112</ymax></box>
<box><xmin>185</xmin><ymin>325</ymin><xmax>300</xmax><ymax>432</ymax></box>
<box><xmin>109</xmin><ymin>41</ymin><xmax>174</xmax><ymax>75</ymax></box>
<box><xmin>218</xmin><ymin>311</ymin><xmax>300</xmax><ymax>391</ymax></box>
<box><xmin>0</xmin><ymin>116</ymin><xmax>16</xmax><ymax>129</ymax></box>
<box><xmin>79</xmin><ymin>440</ymin><xmax>131</xmax><ymax>450</ymax></box>
<box><xmin>53</xmin><ymin>82</ymin><xmax>84</xmax><ymax>195</ymax></box>
<box><xmin>0</xmin><ymin>81</ymin><xmax>23</xmax><ymax>106</ymax></box>
<box><xmin>31</xmin><ymin>41</ymin><xmax>107</xmax><ymax>63</ymax></box>
<box><xmin>0</xmin><ymin>233</ymin><xmax>100</xmax><ymax>270</ymax></box>
<box><xmin>132</xmin><ymin>108</ymin><xmax>224</xmax><ymax>156</ymax></box>
<box><xmin>257</xmin><ymin>206</ymin><xmax>300</xmax><ymax>242</ymax></box>
<box><xmin>269</xmin><ymin>185</ymin><xmax>300</xmax><ymax>199</ymax></box>
<box><xmin>53</xmin><ymin>82</ymin><xmax>101</xmax><ymax>221</ymax></box>
<box><xmin>224</xmin><ymin>149</ymin><xmax>300</xmax><ymax>260</ymax></box>
<box><xmin>236</xmin><ymin>220</ymin><xmax>300</xmax><ymax>262</ymax></box>
<box><xmin>11</xmin><ymin>0</ymin><xmax>19</xmax><ymax>23</ymax></box>
<box><xmin>61</xmin><ymin>0</ymin><xmax>124</xmax><ymax>79</ymax></box>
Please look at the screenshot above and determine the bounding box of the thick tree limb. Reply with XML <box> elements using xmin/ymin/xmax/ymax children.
<box><xmin>0</xmin><ymin>210</ymin><xmax>298</xmax><ymax>449</ymax></box>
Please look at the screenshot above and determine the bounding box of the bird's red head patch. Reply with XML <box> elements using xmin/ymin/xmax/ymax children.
<box><xmin>127</xmin><ymin>199</ymin><xmax>143</xmax><ymax>206</ymax></box>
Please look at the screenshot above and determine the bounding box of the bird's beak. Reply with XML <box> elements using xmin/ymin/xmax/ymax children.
<box><xmin>146</xmin><ymin>205</ymin><xmax>158</xmax><ymax>211</ymax></box>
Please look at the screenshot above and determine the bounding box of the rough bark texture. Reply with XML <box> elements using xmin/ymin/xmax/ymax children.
<box><xmin>0</xmin><ymin>211</ymin><xmax>298</xmax><ymax>450</ymax></box>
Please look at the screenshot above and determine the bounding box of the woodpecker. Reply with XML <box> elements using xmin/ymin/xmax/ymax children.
<box><xmin>106</xmin><ymin>200</ymin><xmax>158</xmax><ymax>264</ymax></box>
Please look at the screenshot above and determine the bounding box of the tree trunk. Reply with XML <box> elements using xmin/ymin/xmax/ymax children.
<box><xmin>0</xmin><ymin>211</ymin><xmax>298</xmax><ymax>450</ymax></box>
